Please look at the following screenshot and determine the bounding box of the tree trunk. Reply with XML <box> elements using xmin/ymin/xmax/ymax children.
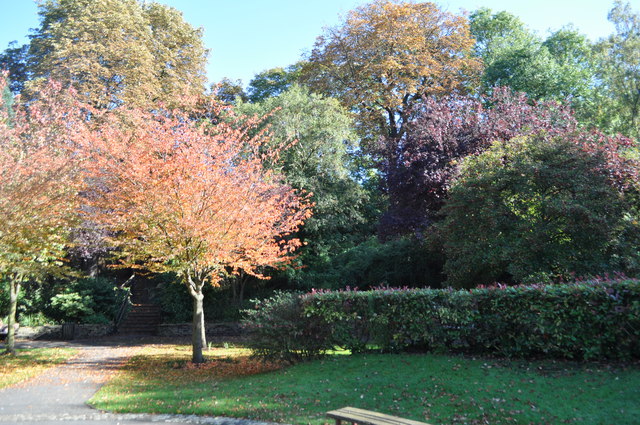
<box><xmin>5</xmin><ymin>280</ymin><xmax>20</xmax><ymax>356</ymax></box>
<box><xmin>191</xmin><ymin>289</ymin><xmax>206</xmax><ymax>363</ymax></box>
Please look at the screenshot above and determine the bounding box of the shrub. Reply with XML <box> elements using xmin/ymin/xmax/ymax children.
<box><xmin>244</xmin><ymin>279</ymin><xmax>640</xmax><ymax>361</ymax></box>
<box><xmin>439</xmin><ymin>134</ymin><xmax>640</xmax><ymax>288</ymax></box>
<box><xmin>48</xmin><ymin>277</ymin><xmax>118</xmax><ymax>323</ymax></box>
<box><xmin>243</xmin><ymin>292</ymin><xmax>334</xmax><ymax>363</ymax></box>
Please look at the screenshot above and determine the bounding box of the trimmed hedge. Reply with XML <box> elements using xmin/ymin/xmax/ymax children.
<box><xmin>243</xmin><ymin>279</ymin><xmax>640</xmax><ymax>361</ymax></box>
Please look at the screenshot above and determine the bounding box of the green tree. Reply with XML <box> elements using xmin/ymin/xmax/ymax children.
<box><xmin>246</xmin><ymin>63</ymin><xmax>303</xmax><ymax>103</ymax></box>
<box><xmin>237</xmin><ymin>85</ymin><xmax>374</xmax><ymax>285</ymax></box>
<box><xmin>470</xmin><ymin>8</ymin><xmax>596</xmax><ymax>105</ymax></box>
<box><xmin>212</xmin><ymin>77</ymin><xmax>247</xmax><ymax>105</ymax></box>
<box><xmin>11</xmin><ymin>0</ymin><xmax>207</xmax><ymax>108</ymax></box>
<box><xmin>439</xmin><ymin>134</ymin><xmax>639</xmax><ymax>288</ymax></box>
<box><xmin>594</xmin><ymin>1</ymin><xmax>640</xmax><ymax>139</ymax></box>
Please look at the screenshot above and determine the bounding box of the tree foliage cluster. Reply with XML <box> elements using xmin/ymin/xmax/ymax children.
<box><xmin>2</xmin><ymin>0</ymin><xmax>640</xmax><ymax>360</ymax></box>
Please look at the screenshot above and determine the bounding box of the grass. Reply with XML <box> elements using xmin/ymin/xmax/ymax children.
<box><xmin>90</xmin><ymin>343</ymin><xmax>640</xmax><ymax>425</ymax></box>
<box><xmin>0</xmin><ymin>347</ymin><xmax>77</xmax><ymax>388</ymax></box>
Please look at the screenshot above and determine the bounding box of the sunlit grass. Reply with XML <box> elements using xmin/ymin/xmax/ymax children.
<box><xmin>0</xmin><ymin>347</ymin><xmax>77</xmax><ymax>388</ymax></box>
<box><xmin>91</xmin><ymin>343</ymin><xmax>640</xmax><ymax>425</ymax></box>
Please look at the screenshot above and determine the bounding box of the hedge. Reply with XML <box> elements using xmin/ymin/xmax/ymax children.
<box><xmin>243</xmin><ymin>279</ymin><xmax>640</xmax><ymax>361</ymax></box>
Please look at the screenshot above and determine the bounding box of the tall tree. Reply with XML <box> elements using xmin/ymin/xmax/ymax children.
<box><xmin>246</xmin><ymin>63</ymin><xmax>303</xmax><ymax>103</ymax></box>
<box><xmin>83</xmin><ymin>104</ymin><xmax>312</xmax><ymax>363</ymax></box>
<box><xmin>594</xmin><ymin>1</ymin><xmax>640</xmax><ymax>139</ymax></box>
<box><xmin>11</xmin><ymin>0</ymin><xmax>207</xmax><ymax>109</ymax></box>
<box><xmin>0</xmin><ymin>75</ymin><xmax>84</xmax><ymax>354</ymax></box>
<box><xmin>304</xmin><ymin>0</ymin><xmax>481</xmax><ymax>143</ymax></box>
<box><xmin>470</xmin><ymin>8</ymin><xmax>596</xmax><ymax>105</ymax></box>
<box><xmin>237</xmin><ymin>85</ymin><xmax>373</xmax><ymax>285</ymax></box>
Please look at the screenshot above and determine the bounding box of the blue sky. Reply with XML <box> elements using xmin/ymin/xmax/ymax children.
<box><xmin>0</xmin><ymin>0</ymin><xmax>631</xmax><ymax>87</ymax></box>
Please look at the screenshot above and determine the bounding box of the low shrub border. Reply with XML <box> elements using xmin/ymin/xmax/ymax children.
<box><xmin>243</xmin><ymin>278</ymin><xmax>640</xmax><ymax>361</ymax></box>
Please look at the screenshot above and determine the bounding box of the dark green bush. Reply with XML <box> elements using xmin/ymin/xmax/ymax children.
<box><xmin>244</xmin><ymin>279</ymin><xmax>640</xmax><ymax>361</ymax></box>
<box><xmin>48</xmin><ymin>277</ymin><xmax>119</xmax><ymax>323</ymax></box>
<box><xmin>243</xmin><ymin>292</ymin><xmax>335</xmax><ymax>363</ymax></box>
<box><xmin>439</xmin><ymin>135</ymin><xmax>640</xmax><ymax>287</ymax></box>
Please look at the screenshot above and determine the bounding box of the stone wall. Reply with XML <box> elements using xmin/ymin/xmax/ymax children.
<box><xmin>17</xmin><ymin>323</ymin><xmax>113</xmax><ymax>340</ymax></box>
<box><xmin>158</xmin><ymin>322</ymin><xmax>242</xmax><ymax>338</ymax></box>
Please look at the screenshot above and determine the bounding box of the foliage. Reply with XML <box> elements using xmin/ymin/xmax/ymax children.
<box><xmin>289</xmin><ymin>237</ymin><xmax>443</xmax><ymax>290</ymax></box>
<box><xmin>245</xmin><ymin>279</ymin><xmax>640</xmax><ymax>361</ymax></box>
<box><xmin>593</xmin><ymin>1</ymin><xmax>640</xmax><ymax>139</ymax></box>
<box><xmin>83</xmin><ymin>102</ymin><xmax>312</xmax><ymax>362</ymax></box>
<box><xmin>470</xmin><ymin>8</ymin><xmax>597</xmax><ymax>105</ymax></box>
<box><xmin>379</xmin><ymin>87</ymin><xmax>577</xmax><ymax>237</ymax></box>
<box><xmin>304</xmin><ymin>0</ymin><xmax>481</xmax><ymax>143</ymax></box>
<box><xmin>154</xmin><ymin>273</ymin><xmax>254</xmax><ymax>323</ymax></box>
<box><xmin>439</xmin><ymin>133</ymin><xmax>640</xmax><ymax>287</ymax></box>
<box><xmin>243</xmin><ymin>292</ymin><xmax>334</xmax><ymax>363</ymax></box>
<box><xmin>9</xmin><ymin>0</ymin><xmax>207</xmax><ymax>109</ymax></box>
<box><xmin>0</xmin><ymin>74</ymin><xmax>85</xmax><ymax>354</ymax></box>
<box><xmin>48</xmin><ymin>277</ymin><xmax>118</xmax><ymax>324</ymax></box>
<box><xmin>246</xmin><ymin>63</ymin><xmax>303</xmax><ymax>103</ymax></box>
<box><xmin>92</xmin><ymin>344</ymin><xmax>640</xmax><ymax>425</ymax></box>
<box><xmin>213</xmin><ymin>77</ymin><xmax>247</xmax><ymax>105</ymax></box>
<box><xmin>237</xmin><ymin>85</ymin><xmax>374</xmax><ymax>286</ymax></box>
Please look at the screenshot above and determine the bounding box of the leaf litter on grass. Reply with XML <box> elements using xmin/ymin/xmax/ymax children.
<box><xmin>92</xmin><ymin>346</ymin><xmax>640</xmax><ymax>425</ymax></box>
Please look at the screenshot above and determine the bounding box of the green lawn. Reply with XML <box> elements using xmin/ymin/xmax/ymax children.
<box><xmin>0</xmin><ymin>347</ymin><xmax>77</xmax><ymax>388</ymax></box>
<box><xmin>91</xmin><ymin>344</ymin><xmax>640</xmax><ymax>425</ymax></box>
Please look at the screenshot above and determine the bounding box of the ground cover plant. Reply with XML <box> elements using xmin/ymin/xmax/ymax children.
<box><xmin>0</xmin><ymin>347</ymin><xmax>76</xmax><ymax>388</ymax></box>
<box><xmin>91</xmin><ymin>343</ymin><xmax>639</xmax><ymax>425</ymax></box>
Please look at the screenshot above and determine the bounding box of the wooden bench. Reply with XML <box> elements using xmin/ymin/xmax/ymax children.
<box><xmin>327</xmin><ymin>407</ymin><xmax>431</xmax><ymax>425</ymax></box>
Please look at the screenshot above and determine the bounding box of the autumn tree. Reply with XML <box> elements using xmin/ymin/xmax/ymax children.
<box><xmin>0</xmin><ymin>75</ymin><xmax>84</xmax><ymax>355</ymax></box>
<box><xmin>6</xmin><ymin>0</ymin><xmax>207</xmax><ymax>109</ymax></box>
<box><xmin>305</xmin><ymin>0</ymin><xmax>481</xmax><ymax>143</ymax></box>
<box><xmin>84</xmin><ymin>105</ymin><xmax>312</xmax><ymax>363</ymax></box>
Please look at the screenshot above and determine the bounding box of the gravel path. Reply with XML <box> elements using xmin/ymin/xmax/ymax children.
<box><xmin>0</xmin><ymin>339</ymin><xmax>275</xmax><ymax>425</ymax></box>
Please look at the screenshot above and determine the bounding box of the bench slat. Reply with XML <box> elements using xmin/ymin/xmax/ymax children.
<box><xmin>327</xmin><ymin>407</ymin><xmax>431</xmax><ymax>425</ymax></box>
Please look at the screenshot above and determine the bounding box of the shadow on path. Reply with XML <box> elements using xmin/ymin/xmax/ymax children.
<box><xmin>0</xmin><ymin>337</ymin><xmax>273</xmax><ymax>425</ymax></box>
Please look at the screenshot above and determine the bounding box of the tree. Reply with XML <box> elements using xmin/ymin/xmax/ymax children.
<box><xmin>0</xmin><ymin>75</ymin><xmax>84</xmax><ymax>354</ymax></box>
<box><xmin>439</xmin><ymin>133</ymin><xmax>640</xmax><ymax>288</ymax></box>
<box><xmin>237</xmin><ymin>85</ymin><xmax>373</xmax><ymax>287</ymax></box>
<box><xmin>304</xmin><ymin>0</ymin><xmax>481</xmax><ymax>143</ymax></box>
<box><xmin>379</xmin><ymin>88</ymin><xmax>577</xmax><ymax>237</ymax></box>
<box><xmin>212</xmin><ymin>78</ymin><xmax>247</xmax><ymax>105</ymax></box>
<box><xmin>246</xmin><ymin>63</ymin><xmax>303</xmax><ymax>103</ymax></box>
<box><xmin>470</xmin><ymin>8</ymin><xmax>597</xmax><ymax>105</ymax></box>
<box><xmin>12</xmin><ymin>0</ymin><xmax>207</xmax><ymax>108</ymax></box>
<box><xmin>594</xmin><ymin>1</ymin><xmax>640</xmax><ymax>139</ymax></box>
<box><xmin>83</xmin><ymin>104</ymin><xmax>312</xmax><ymax>363</ymax></box>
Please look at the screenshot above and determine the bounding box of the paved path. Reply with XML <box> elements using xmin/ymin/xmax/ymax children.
<box><xmin>0</xmin><ymin>339</ymin><xmax>273</xmax><ymax>425</ymax></box>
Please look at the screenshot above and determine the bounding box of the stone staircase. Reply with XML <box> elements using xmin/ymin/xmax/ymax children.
<box><xmin>117</xmin><ymin>279</ymin><xmax>162</xmax><ymax>336</ymax></box>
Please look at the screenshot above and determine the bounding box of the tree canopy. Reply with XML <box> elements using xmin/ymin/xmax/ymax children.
<box><xmin>0</xmin><ymin>75</ymin><xmax>84</xmax><ymax>353</ymax></box>
<box><xmin>83</xmin><ymin>102</ymin><xmax>312</xmax><ymax>362</ymax></box>
<box><xmin>11</xmin><ymin>0</ymin><xmax>208</xmax><ymax>109</ymax></box>
<box><xmin>305</xmin><ymin>0</ymin><xmax>482</xmax><ymax>143</ymax></box>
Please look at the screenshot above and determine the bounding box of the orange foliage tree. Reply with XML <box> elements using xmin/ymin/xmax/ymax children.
<box><xmin>305</xmin><ymin>0</ymin><xmax>482</xmax><ymax>143</ymax></box>
<box><xmin>0</xmin><ymin>74</ymin><xmax>85</xmax><ymax>355</ymax></box>
<box><xmin>83</xmin><ymin>105</ymin><xmax>312</xmax><ymax>363</ymax></box>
